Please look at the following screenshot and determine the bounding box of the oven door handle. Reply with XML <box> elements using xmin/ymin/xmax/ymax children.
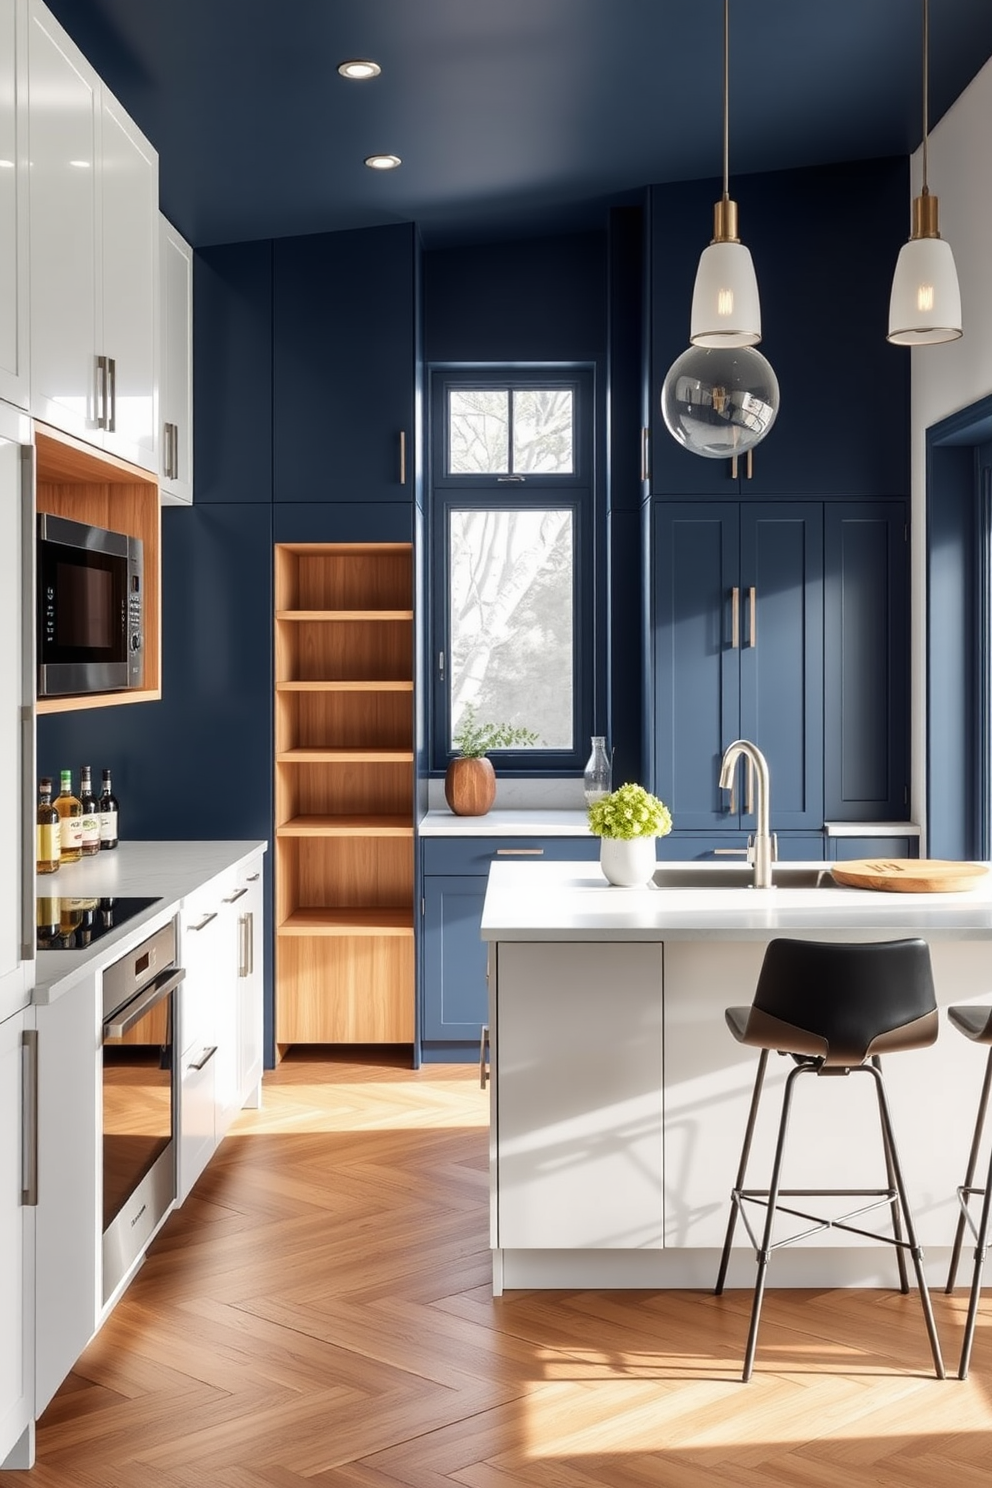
<box><xmin>104</xmin><ymin>966</ymin><xmax>186</xmax><ymax>1039</ymax></box>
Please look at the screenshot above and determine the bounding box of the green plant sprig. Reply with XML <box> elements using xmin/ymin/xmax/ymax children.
<box><xmin>587</xmin><ymin>782</ymin><xmax>673</xmax><ymax>839</ymax></box>
<box><xmin>452</xmin><ymin>704</ymin><xmax>540</xmax><ymax>758</ymax></box>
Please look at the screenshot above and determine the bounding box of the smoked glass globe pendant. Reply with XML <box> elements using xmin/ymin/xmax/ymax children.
<box><xmin>661</xmin><ymin>345</ymin><xmax>779</xmax><ymax>459</ymax></box>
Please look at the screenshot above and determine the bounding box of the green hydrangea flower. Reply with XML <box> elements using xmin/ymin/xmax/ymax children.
<box><xmin>587</xmin><ymin>782</ymin><xmax>673</xmax><ymax>840</ymax></box>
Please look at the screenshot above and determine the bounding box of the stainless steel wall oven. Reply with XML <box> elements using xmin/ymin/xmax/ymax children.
<box><xmin>101</xmin><ymin>918</ymin><xmax>184</xmax><ymax>1302</ymax></box>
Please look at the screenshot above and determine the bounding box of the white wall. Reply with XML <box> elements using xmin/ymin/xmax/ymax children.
<box><xmin>909</xmin><ymin>55</ymin><xmax>992</xmax><ymax>842</ymax></box>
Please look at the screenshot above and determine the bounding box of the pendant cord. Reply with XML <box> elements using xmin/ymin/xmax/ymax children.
<box><xmin>921</xmin><ymin>0</ymin><xmax>930</xmax><ymax>194</ymax></box>
<box><xmin>722</xmin><ymin>0</ymin><xmax>730</xmax><ymax>201</ymax></box>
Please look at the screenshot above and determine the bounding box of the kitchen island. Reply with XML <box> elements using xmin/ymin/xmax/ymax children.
<box><xmin>480</xmin><ymin>858</ymin><xmax>992</xmax><ymax>1294</ymax></box>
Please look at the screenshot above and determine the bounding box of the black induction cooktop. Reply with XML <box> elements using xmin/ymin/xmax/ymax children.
<box><xmin>36</xmin><ymin>896</ymin><xmax>161</xmax><ymax>951</ymax></box>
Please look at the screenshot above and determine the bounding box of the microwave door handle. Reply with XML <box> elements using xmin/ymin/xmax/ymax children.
<box><xmin>104</xmin><ymin>966</ymin><xmax>186</xmax><ymax>1039</ymax></box>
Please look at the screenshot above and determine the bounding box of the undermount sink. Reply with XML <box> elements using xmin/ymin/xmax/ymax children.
<box><xmin>651</xmin><ymin>863</ymin><xmax>836</xmax><ymax>891</ymax></box>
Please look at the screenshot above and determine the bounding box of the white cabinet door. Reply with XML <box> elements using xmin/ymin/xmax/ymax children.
<box><xmin>0</xmin><ymin>0</ymin><xmax>29</xmax><ymax>410</ymax></box>
<box><xmin>0</xmin><ymin>412</ymin><xmax>33</xmax><ymax>1026</ymax></box>
<box><xmin>0</xmin><ymin>1007</ymin><xmax>33</xmax><ymax>1470</ymax></box>
<box><xmin>34</xmin><ymin>976</ymin><xmax>100</xmax><ymax>1415</ymax></box>
<box><xmin>494</xmin><ymin>942</ymin><xmax>664</xmax><ymax>1250</ymax></box>
<box><xmin>177</xmin><ymin>872</ymin><xmax>237</xmax><ymax>1199</ymax></box>
<box><xmin>99</xmin><ymin>91</ymin><xmax>157</xmax><ymax>471</ymax></box>
<box><xmin>234</xmin><ymin>855</ymin><xmax>264</xmax><ymax>1110</ymax></box>
<box><xmin>27</xmin><ymin>0</ymin><xmax>158</xmax><ymax>470</ymax></box>
<box><xmin>26</xmin><ymin>0</ymin><xmax>99</xmax><ymax>440</ymax></box>
<box><xmin>158</xmin><ymin>215</ymin><xmax>192</xmax><ymax>504</ymax></box>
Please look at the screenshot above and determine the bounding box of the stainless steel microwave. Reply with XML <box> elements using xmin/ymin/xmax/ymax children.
<box><xmin>37</xmin><ymin>513</ymin><xmax>143</xmax><ymax>698</ymax></box>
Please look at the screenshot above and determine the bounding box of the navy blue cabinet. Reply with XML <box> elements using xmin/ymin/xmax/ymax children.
<box><xmin>828</xmin><ymin>836</ymin><xmax>919</xmax><ymax>861</ymax></box>
<box><xmin>652</xmin><ymin>501</ymin><xmax>823</xmax><ymax>834</ymax></box>
<box><xmin>273</xmin><ymin>224</ymin><xmax>420</xmax><ymax>504</ymax></box>
<box><xmin>823</xmin><ymin>502</ymin><xmax>910</xmax><ymax>821</ymax></box>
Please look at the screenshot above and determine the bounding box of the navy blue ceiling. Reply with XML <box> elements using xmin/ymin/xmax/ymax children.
<box><xmin>44</xmin><ymin>0</ymin><xmax>992</xmax><ymax>249</ymax></box>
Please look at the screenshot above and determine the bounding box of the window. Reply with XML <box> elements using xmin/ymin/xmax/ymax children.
<box><xmin>430</xmin><ymin>368</ymin><xmax>597</xmax><ymax>772</ymax></box>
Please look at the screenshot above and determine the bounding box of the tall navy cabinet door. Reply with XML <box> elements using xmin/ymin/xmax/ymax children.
<box><xmin>824</xmin><ymin>502</ymin><xmax>909</xmax><ymax>821</ymax></box>
<box><xmin>421</xmin><ymin>876</ymin><xmax>488</xmax><ymax>1050</ymax></box>
<box><xmin>738</xmin><ymin>504</ymin><xmax>823</xmax><ymax>830</ymax></box>
<box><xmin>653</xmin><ymin>503</ymin><xmax>740</xmax><ymax>829</ymax></box>
<box><xmin>273</xmin><ymin>223</ymin><xmax>418</xmax><ymax>503</ymax></box>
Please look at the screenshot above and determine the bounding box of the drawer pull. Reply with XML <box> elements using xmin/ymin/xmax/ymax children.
<box><xmin>189</xmin><ymin>912</ymin><xmax>217</xmax><ymax>931</ymax></box>
<box><xmin>713</xmin><ymin>848</ymin><xmax>749</xmax><ymax>857</ymax></box>
<box><xmin>223</xmin><ymin>886</ymin><xmax>249</xmax><ymax>904</ymax></box>
<box><xmin>188</xmin><ymin>1045</ymin><xmax>217</xmax><ymax>1073</ymax></box>
<box><xmin>495</xmin><ymin>848</ymin><xmax>545</xmax><ymax>856</ymax></box>
<box><xmin>480</xmin><ymin>1025</ymin><xmax>489</xmax><ymax>1089</ymax></box>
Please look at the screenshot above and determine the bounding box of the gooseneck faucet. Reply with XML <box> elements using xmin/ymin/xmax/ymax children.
<box><xmin>719</xmin><ymin>739</ymin><xmax>774</xmax><ymax>888</ymax></box>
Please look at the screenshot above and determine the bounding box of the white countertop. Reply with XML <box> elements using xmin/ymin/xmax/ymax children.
<box><xmin>480</xmin><ymin>858</ymin><xmax>992</xmax><ymax>942</ymax></box>
<box><xmin>419</xmin><ymin>808</ymin><xmax>593</xmax><ymax>837</ymax></box>
<box><xmin>33</xmin><ymin>839</ymin><xmax>267</xmax><ymax>1003</ymax></box>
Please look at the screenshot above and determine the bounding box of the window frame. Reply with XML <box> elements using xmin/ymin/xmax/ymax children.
<box><xmin>428</xmin><ymin>365</ymin><xmax>598</xmax><ymax>776</ymax></box>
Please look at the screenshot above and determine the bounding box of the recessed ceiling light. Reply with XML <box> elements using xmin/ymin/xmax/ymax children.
<box><xmin>338</xmin><ymin>59</ymin><xmax>381</xmax><ymax>80</ymax></box>
<box><xmin>365</xmin><ymin>154</ymin><xmax>401</xmax><ymax>171</ymax></box>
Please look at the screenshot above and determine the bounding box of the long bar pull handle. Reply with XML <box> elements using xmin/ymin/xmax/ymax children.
<box><xmin>238</xmin><ymin>912</ymin><xmax>250</xmax><ymax>977</ymax></box>
<box><xmin>107</xmin><ymin>357</ymin><xmax>117</xmax><ymax>433</ymax></box>
<box><xmin>730</xmin><ymin>454</ymin><xmax>738</xmax><ymax>480</ymax></box>
<box><xmin>189</xmin><ymin>912</ymin><xmax>217</xmax><ymax>931</ymax></box>
<box><xmin>399</xmin><ymin>429</ymin><xmax>407</xmax><ymax>485</ymax></box>
<box><xmin>745</xmin><ymin>448</ymin><xmax>753</xmax><ymax>480</ymax></box>
<box><xmin>96</xmin><ymin>355</ymin><xmax>108</xmax><ymax>429</ymax></box>
<box><xmin>21</xmin><ymin>1029</ymin><xmax>38</xmax><ymax>1207</ymax></box>
<box><xmin>731</xmin><ymin>587</ymin><xmax>740</xmax><ymax>649</ymax></box>
<box><xmin>479</xmin><ymin>1024</ymin><xmax>489</xmax><ymax>1089</ymax></box>
<box><xmin>223</xmin><ymin>886</ymin><xmax>249</xmax><ymax>904</ymax></box>
<box><xmin>748</xmin><ymin>586</ymin><xmax>757</xmax><ymax>648</ymax></box>
<box><xmin>495</xmin><ymin>848</ymin><xmax>545</xmax><ymax>856</ymax></box>
<box><xmin>640</xmin><ymin>427</ymin><xmax>649</xmax><ymax>483</ymax></box>
<box><xmin>714</xmin><ymin>847</ymin><xmax>749</xmax><ymax>856</ymax></box>
<box><xmin>188</xmin><ymin>1045</ymin><xmax>217</xmax><ymax>1073</ymax></box>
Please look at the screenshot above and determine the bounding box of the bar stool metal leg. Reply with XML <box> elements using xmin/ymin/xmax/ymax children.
<box><xmin>715</xmin><ymin>1048</ymin><xmax>769</xmax><ymax>1297</ymax></box>
<box><xmin>871</xmin><ymin>1055</ymin><xmax>909</xmax><ymax>1295</ymax></box>
<box><xmin>947</xmin><ymin>1046</ymin><xmax>992</xmax><ymax>1294</ymax></box>
<box><xmin>741</xmin><ymin>1060</ymin><xmax>804</xmax><ymax>1382</ymax></box>
<box><xmin>958</xmin><ymin>1152</ymin><xmax>992</xmax><ymax>1380</ymax></box>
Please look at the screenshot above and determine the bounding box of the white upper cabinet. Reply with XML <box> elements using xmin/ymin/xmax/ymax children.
<box><xmin>159</xmin><ymin>214</ymin><xmax>192</xmax><ymax>503</ymax></box>
<box><xmin>27</xmin><ymin>0</ymin><xmax>158</xmax><ymax>472</ymax></box>
<box><xmin>0</xmin><ymin>0</ymin><xmax>29</xmax><ymax>410</ymax></box>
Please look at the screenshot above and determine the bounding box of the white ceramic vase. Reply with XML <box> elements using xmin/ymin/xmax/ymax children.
<box><xmin>599</xmin><ymin>835</ymin><xmax>657</xmax><ymax>887</ymax></box>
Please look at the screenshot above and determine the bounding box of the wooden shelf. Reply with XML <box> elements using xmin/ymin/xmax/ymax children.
<box><xmin>276</xmin><ymin>680</ymin><xmax>413</xmax><ymax>693</ymax></box>
<box><xmin>278</xmin><ymin>908</ymin><xmax>414</xmax><ymax>937</ymax></box>
<box><xmin>277</xmin><ymin>815</ymin><xmax>414</xmax><ymax>837</ymax></box>
<box><xmin>276</xmin><ymin>609</ymin><xmax>414</xmax><ymax>622</ymax></box>
<box><xmin>276</xmin><ymin>747</ymin><xmax>414</xmax><ymax>764</ymax></box>
<box><xmin>274</xmin><ymin>542</ymin><xmax>415</xmax><ymax>1049</ymax></box>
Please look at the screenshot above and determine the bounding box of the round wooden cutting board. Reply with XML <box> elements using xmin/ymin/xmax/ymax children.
<box><xmin>830</xmin><ymin>858</ymin><xmax>990</xmax><ymax>893</ymax></box>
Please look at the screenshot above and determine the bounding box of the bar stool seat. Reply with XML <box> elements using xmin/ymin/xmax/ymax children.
<box><xmin>715</xmin><ymin>936</ymin><xmax>945</xmax><ymax>1382</ymax></box>
<box><xmin>945</xmin><ymin>1004</ymin><xmax>992</xmax><ymax>1379</ymax></box>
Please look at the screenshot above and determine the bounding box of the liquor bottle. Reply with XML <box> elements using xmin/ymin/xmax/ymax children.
<box><xmin>99</xmin><ymin>768</ymin><xmax>119</xmax><ymax>850</ymax></box>
<box><xmin>79</xmin><ymin>765</ymin><xmax>101</xmax><ymax>856</ymax></box>
<box><xmin>55</xmin><ymin>769</ymin><xmax>83</xmax><ymax>864</ymax></box>
<box><xmin>36</xmin><ymin>777</ymin><xmax>60</xmax><ymax>874</ymax></box>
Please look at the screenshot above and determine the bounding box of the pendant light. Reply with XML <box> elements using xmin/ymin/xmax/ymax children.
<box><xmin>887</xmin><ymin>0</ymin><xmax>962</xmax><ymax>345</ymax></box>
<box><xmin>690</xmin><ymin>0</ymin><xmax>761</xmax><ymax>348</ymax></box>
<box><xmin>661</xmin><ymin>344</ymin><xmax>779</xmax><ymax>459</ymax></box>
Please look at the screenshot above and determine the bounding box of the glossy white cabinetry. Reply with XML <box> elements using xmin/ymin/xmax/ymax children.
<box><xmin>236</xmin><ymin>859</ymin><xmax>264</xmax><ymax>1109</ymax></box>
<box><xmin>0</xmin><ymin>1008</ymin><xmax>34</xmax><ymax>1471</ymax></box>
<box><xmin>0</xmin><ymin>0</ymin><xmax>29</xmax><ymax>410</ymax></box>
<box><xmin>492</xmin><ymin>942</ymin><xmax>664</xmax><ymax>1251</ymax></box>
<box><xmin>0</xmin><ymin>409</ymin><xmax>32</xmax><ymax>1025</ymax></box>
<box><xmin>33</xmin><ymin>973</ymin><xmax>100</xmax><ymax>1416</ymax></box>
<box><xmin>27</xmin><ymin>0</ymin><xmax>158</xmax><ymax>472</ymax></box>
<box><xmin>158</xmin><ymin>214</ymin><xmax>192</xmax><ymax>504</ymax></box>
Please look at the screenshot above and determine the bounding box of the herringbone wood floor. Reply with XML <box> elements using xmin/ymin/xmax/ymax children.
<box><xmin>10</xmin><ymin>1050</ymin><xmax>992</xmax><ymax>1487</ymax></box>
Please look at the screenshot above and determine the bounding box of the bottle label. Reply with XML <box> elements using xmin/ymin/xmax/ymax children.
<box><xmin>81</xmin><ymin>814</ymin><xmax>100</xmax><ymax>846</ymax></box>
<box><xmin>62</xmin><ymin>818</ymin><xmax>83</xmax><ymax>849</ymax></box>
<box><xmin>37</xmin><ymin>822</ymin><xmax>59</xmax><ymax>864</ymax></box>
<box><xmin>100</xmin><ymin>809</ymin><xmax>118</xmax><ymax>843</ymax></box>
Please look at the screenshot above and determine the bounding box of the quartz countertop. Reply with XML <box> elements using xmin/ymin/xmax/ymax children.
<box><xmin>418</xmin><ymin>808</ymin><xmax>593</xmax><ymax>837</ymax></box>
<box><xmin>33</xmin><ymin>839</ymin><xmax>267</xmax><ymax>1003</ymax></box>
<box><xmin>480</xmin><ymin>858</ymin><xmax>992</xmax><ymax>943</ymax></box>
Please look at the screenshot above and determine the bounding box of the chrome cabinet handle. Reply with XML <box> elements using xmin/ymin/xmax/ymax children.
<box><xmin>21</xmin><ymin>1029</ymin><xmax>38</xmax><ymax>1207</ymax></box>
<box><xmin>479</xmin><ymin>1024</ymin><xmax>489</xmax><ymax>1089</ymax></box>
<box><xmin>247</xmin><ymin>873</ymin><xmax>260</xmax><ymax>883</ymax></box>
<box><xmin>748</xmin><ymin>586</ymin><xmax>757</xmax><ymax>648</ymax></box>
<box><xmin>223</xmin><ymin>886</ymin><xmax>249</xmax><ymax>904</ymax></box>
<box><xmin>96</xmin><ymin>354</ymin><xmax>109</xmax><ymax>428</ymax></box>
<box><xmin>238</xmin><ymin>911</ymin><xmax>254</xmax><ymax>978</ymax></box>
<box><xmin>107</xmin><ymin>357</ymin><xmax>117</xmax><ymax>433</ymax></box>
<box><xmin>399</xmin><ymin>429</ymin><xmax>406</xmax><ymax>485</ymax></box>
<box><xmin>731</xmin><ymin>587</ymin><xmax>740</xmax><ymax>649</ymax></box>
<box><xmin>640</xmin><ymin>427</ymin><xmax>649</xmax><ymax>483</ymax></box>
<box><xmin>495</xmin><ymin>848</ymin><xmax>544</xmax><ymax>856</ymax></box>
<box><xmin>713</xmin><ymin>847</ymin><xmax>749</xmax><ymax>856</ymax></box>
<box><xmin>189</xmin><ymin>911</ymin><xmax>217</xmax><ymax>931</ymax></box>
<box><xmin>188</xmin><ymin>1045</ymin><xmax>217</xmax><ymax>1072</ymax></box>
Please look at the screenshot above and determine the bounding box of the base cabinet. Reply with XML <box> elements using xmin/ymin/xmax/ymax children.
<box><xmin>492</xmin><ymin>942</ymin><xmax>664</xmax><ymax>1250</ymax></box>
<box><xmin>0</xmin><ymin>1008</ymin><xmax>32</xmax><ymax>1470</ymax></box>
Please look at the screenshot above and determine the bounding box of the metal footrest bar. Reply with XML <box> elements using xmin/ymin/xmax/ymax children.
<box><xmin>733</xmin><ymin>1189</ymin><xmax>910</xmax><ymax>1253</ymax></box>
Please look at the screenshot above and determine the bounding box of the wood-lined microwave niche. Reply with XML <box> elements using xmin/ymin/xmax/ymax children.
<box><xmin>274</xmin><ymin>543</ymin><xmax>415</xmax><ymax>1052</ymax></box>
<box><xmin>34</xmin><ymin>423</ymin><xmax>161</xmax><ymax>714</ymax></box>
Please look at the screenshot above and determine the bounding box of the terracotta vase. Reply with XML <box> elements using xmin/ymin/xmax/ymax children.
<box><xmin>445</xmin><ymin>755</ymin><xmax>496</xmax><ymax>816</ymax></box>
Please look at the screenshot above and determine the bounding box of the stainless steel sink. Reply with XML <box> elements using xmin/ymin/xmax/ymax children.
<box><xmin>651</xmin><ymin>863</ymin><xmax>836</xmax><ymax>890</ymax></box>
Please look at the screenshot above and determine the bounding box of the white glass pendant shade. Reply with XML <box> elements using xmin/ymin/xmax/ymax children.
<box><xmin>690</xmin><ymin>239</ymin><xmax>762</xmax><ymax>347</ymax></box>
<box><xmin>887</xmin><ymin>233</ymin><xmax>962</xmax><ymax>345</ymax></box>
<box><xmin>661</xmin><ymin>344</ymin><xmax>779</xmax><ymax>459</ymax></box>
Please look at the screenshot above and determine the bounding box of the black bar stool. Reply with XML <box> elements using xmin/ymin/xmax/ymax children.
<box><xmin>944</xmin><ymin>1004</ymin><xmax>992</xmax><ymax>1379</ymax></box>
<box><xmin>714</xmin><ymin>937</ymin><xmax>945</xmax><ymax>1382</ymax></box>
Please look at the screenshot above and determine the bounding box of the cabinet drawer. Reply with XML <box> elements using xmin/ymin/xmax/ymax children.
<box><xmin>421</xmin><ymin>835</ymin><xmax>599</xmax><ymax>876</ymax></box>
<box><xmin>177</xmin><ymin>1039</ymin><xmax>217</xmax><ymax>1204</ymax></box>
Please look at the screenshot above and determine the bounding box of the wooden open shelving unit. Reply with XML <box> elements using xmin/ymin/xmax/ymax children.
<box><xmin>274</xmin><ymin>543</ymin><xmax>415</xmax><ymax>1050</ymax></box>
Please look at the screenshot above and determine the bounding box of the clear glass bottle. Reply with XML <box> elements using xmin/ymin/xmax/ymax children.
<box><xmin>583</xmin><ymin>736</ymin><xmax>612</xmax><ymax>804</ymax></box>
<box><xmin>79</xmin><ymin>765</ymin><xmax>101</xmax><ymax>856</ymax></box>
<box><xmin>55</xmin><ymin>769</ymin><xmax>83</xmax><ymax>864</ymax></box>
<box><xmin>36</xmin><ymin>777</ymin><xmax>60</xmax><ymax>874</ymax></box>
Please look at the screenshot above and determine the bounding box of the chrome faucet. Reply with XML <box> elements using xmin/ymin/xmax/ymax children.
<box><xmin>719</xmin><ymin>739</ymin><xmax>775</xmax><ymax>888</ymax></box>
